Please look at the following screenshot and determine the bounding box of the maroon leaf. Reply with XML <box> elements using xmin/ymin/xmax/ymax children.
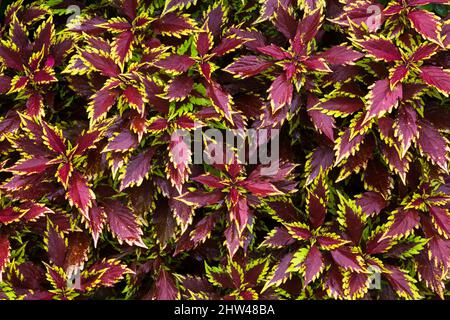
<box><xmin>206</xmin><ymin>81</ymin><xmax>234</xmax><ymax>123</ymax></box>
<box><xmin>103</xmin><ymin>200</ymin><xmax>146</xmax><ymax>248</ymax></box>
<box><xmin>105</xmin><ymin>130</ymin><xmax>138</xmax><ymax>152</ymax></box>
<box><xmin>67</xmin><ymin>171</ymin><xmax>94</xmax><ymax>215</ymax></box>
<box><xmin>305</xmin><ymin>144</ymin><xmax>334</xmax><ymax>184</ymax></box>
<box><xmin>120</xmin><ymin>149</ymin><xmax>155</xmax><ymax>190</ymax></box>
<box><xmin>419</xmin><ymin>66</ymin><xmax>450</xmax><ymax>94</ymax></box>
<box><xmin>81</xmin><ymin>259</ymin><xmax>129</xmax><ymax>291</ymax></box>
<box><xmin>151</xmin><ymin>13</ymin><xmax>194</xmax><ymax>35</ymax></box>
<box><xmin>263</xmin><ymin>227</ymin><xmax>295</xmax><ymax>247</ymax></box>
<box><xmin>364</xmin><ymin>79</ymin><xmax>403</xmax><ymax>123</ymax></box>
<box><xmin>430</xmin><ymin>206</ymin><xmax>450</xmax><ymax>238</ymax></box>
<box><xmin>0</xmin><ymin>234</ymin><xmax>10</xmax><ymax>279</ymax></box>
<box><xmin>384</xmin><ymin>265</ymin><xmax>418</xmax><ymax>299</ymax></box>
<box><xmin>166</xmin><ymin>75</ymin><xmax>194</xmax><ymax>101</ymax></box>
<box><xmin>153</xmin><ymin>202</ymin><xmax>176</xmax><ymax>247</ymax></box>
<box><xmin>356</xmin><ymin>192</ymin><xmax>387</xmax><ymax>217</ymax></box>
<box><xmin>316</xmin><ymin>45</ymin><xmax>364</xmax><ymax>65</ymax></box>
<box><xmin>269</xmin><ymin>73</ymin><xmax>293</xmax><ymax>111</ymax></box>
<box><xmin>211</xmin><ymin>36</ymin><xmax>246</xmax><ymax>57</ymax></box>
<box><xmin>395</xmin><ymin>104</ymin><xmax>418</xmax><ymax>156</ymax></box>
<box><xmin>81</xmin><ymin>51</ymin><xmax>120</xmax><ymax>77</ymax></box>
<box><xmin>274</xmin><ymin>7</ymin><xmax>297</xmax><ymax>40</ymax></box>
<box><xmin>407</xmin><ymin>9</ymin><xmax>442</xmax><ymax>44</ymax></box>
<box><xmin>417</xmin><ymin>120</ymin><xmax>448</xmax><ymax>171</ymax></box>
<box><xmin>89</xmin><ymin>82</ymin><xmax>121</xmax><ymax>121</ymax></box>
<box><xmin>225</xmin><ymin>55</ymin><xmax>273</xmax><ymax>78</ymax></box>
<box><xmin>46</xmin><ymin>223</ymin><xmax>66</xmax><ymax>267</ymax></box>
<box><xmin>359</xmin><ymin>39</ymin><xmax>401</xmax><ymax>62</ymax></box>
<box><xmin>154</xmin><ymin>54</ymin><xmax>195</xmax><ymax>73</ymax></box>
<box><xmin>264</xmin><ymin>252</ymin><xmax>293</xmax><ymax>290</ymax></box>
<box><xmin>42</xmin><ymin>122</ymin><xmax>66</xmax><ymax>155</ymax></box>
<box><xmin>72</xmin><ymin>129</ymin><xmax>103</xmax><ymax>156</ymax></box>
<box><xmin>386</xmin><ymin>208</ymin><xmax>420</xmax><ymax>238</ymax></box>
<box><xmin>87</xmin><ymin>204</ymin><xmax>106</xmax><ymax>247</ymax></box>
<box><xmin>303</xmin><ymin>245</ymin><xmax>324</xmax><ymax>287</ymax></box>
<box><xmin>0</xmin><ymin>44</ymin><xmax>23</xmax><ymax>71</ymax></box>
<box><xmin>7</xmin><ymin>157</ymin><xmax>51</xmax><ymax>175</ymax></box>
<box><xmin>330</xmin><ymin>247</ymin><xmax>363</xmax><ymax>271</ymax></box>
<box><xmin>154</xmin><ymin>269</ymin><xmax>179</xmax><ymax>300</ymax></box>
<box><xmin>318</xmin><ymin>97</ymin><xmax>364</xmax><ymax>115</ymax></box>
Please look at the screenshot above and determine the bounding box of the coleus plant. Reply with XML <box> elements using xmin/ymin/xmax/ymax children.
<box><xmin>0</xmin><ymin>0</ymin><xmax>450</xmax><ymax>301</ymax></box>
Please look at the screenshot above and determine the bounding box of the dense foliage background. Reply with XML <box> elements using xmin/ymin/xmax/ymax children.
<box><xmin>0</xmin><ymin>0</ymin><xmax>450</xmax><ymax>300</ymax></box>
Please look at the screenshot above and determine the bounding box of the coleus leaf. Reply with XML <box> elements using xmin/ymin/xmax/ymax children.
<box><xmin>416</xmin><ymin>251</ymin><xmax>445</xmax><ymax>299</ymax></box>
<box><xmin>103</xmin><ymin>200</ymin><xmax>146</xmax><ymax>248</ymax></box>
<box><xmin>294</xmin><ymin>8</ymin><xmax>322</xmax><ymax>45</ymax></box>
<box><xmin>120</xmin><ymin>148</ymin><xmax>155</xmax><ymax>190</ymax></box>
<box><xmin>111</xmin><ymin>30</ymin><xmax>134</xmax><ymax>64</ymax></box>
<box><xmin>0</xmin><ymin>207</ymin><xmax>24</xmax><ymax>224</ymax></box>
<box><xmin>262</xmin><ymin>252</ymin><xmax>293</xmax><ymax>292</ymax></box>
<box><xmin>0</xmin><ymin>43</ymin><xmax>23</xmax><ymax>71</ymax></box>
<box><xmin>81</xmin><ymin>259</ymin><xmax>131</xmax><ymax>292</ymax></box>
<box><xmin>206</xmin><ymin>81</ymin><xmax>234</xmax><ymax>124</ymax></box>
<box><xmin>419</xmin><ymin>66</ymin><xmax>450</xmax><ymax>94</ymax></box>
<box><xmin>0</xmin><ymin>234</ymin><xmax>10</xmax><ymax>280</ymax></box>
<box><xmin>330</xmin><ymin>247</ymin><xmax>363</xmax><ymax>271</ymax></box>
<box><xmin>317</xmin><ymin>97</ymin><xmax>364</xmax><ymax>116</ymax></box>
<box><xmin>42</xmin><ymin>122</ymin><xmax>66</xmax><ymax>155</ymax></box>
<box><xmin>394</xmin><ymin>103</ymin><xmax>419</xmax><ymax>157</ymax></box>
<box><xmin>304</xmin><ymin>144</ymin><xmax>334</xmax><ymax>185</ymax></box>
<box><xmin>154</xmin><ymin>269</ymin><xmax>179</xmax><ymax>300</ymax></box>
<box><xmin>385</xmin><ymin>208</ymin><xmax>420</xmax><ymax>238</ymax></box>
<box><xmin>224</xmin><ymin>223</ymin><xmax>241</xmax><ymax>257</ymax></box>
<box><xmin>151</xmin><ymin>13</ymin><xmax>195</xmax><ymax>36</ymax></box>
<box><xmin>257</xmin><ymin>0</ymin><xmax>293</xmax><ymax>23</ymax></box>
<box><xmin>87</xmin><ymin>203</ymin><xmax>106</xmax><ymax>247</ymax></box>
<box><xmin>88</xmin><ymin>80</ymin><xmax>121</xmax><ymax>121</ymax></box>
<box><xmin>269</xmin><ymin>73</ymin><xmax>293</xmax><ymax>112</ymax></box>
<box><xmin>306</xmin><ymin>175</ymin><xmax>327</xmax><ymax>228</ymax></box>
<box><xmin>262</xmin><ymin>227</ymin><xmax>295</xmax><ymax>248</ymax></box>
<box><xmin>274</xmin><ymin>7</ymin><xmax>297</xmax><ymax>40</ymax></box>
<box><xmin>6</xmin><ymin>157</ymin><xmax>52</xmax><ymax>175</ymax></box>
<box><xmin>384</xmin><ymin>265</ymin><xmax>421</xmax><ymax>299</ymax></box>
<box><xmin>123</xmin><ymin>85</ymin><xmax>145</xmax><ymax>115</ymax></box>
<box><xmin>64</xmin><ymin>232</ymin><xmax>90</xmax><ymax>272</ymax></box>
<box><xmin>225</xmin><ymin>55</ymin><xmax>273</xmax><ymax>78</ymax></box>
<box><xmin>104</xmin><ymin>130</ymin><xmax>138</xmax><ymax>153</ymax></box>
<box><xmin>46</xmin><ymin>222</ymin><xmax>67</xmax><ymax>267</ymax></box>
<box><xmin>66</xmin><ymin>171</ymin><xmax>94</xmax><ymax>216</ymax></box>
<box><xmin>163</xmin><ymin>0</ymin><xmax>197</xmax><ymax>14</ymax></box>
<box><xmin>166</xmin><ymin>75</ymin><xmax>194</xmax><ymax>101</ymax></box>
<box><xmin>81</xmin><ymin>50</ymin><xmax>120</xmax><ymax>77</ymax></box>
<box><xmin>429</xmin><ymin>206</ymin><xmax>450</xmax><ymax>239</ymax></box>
<box><xmin>154</xmin><ymin>54</ymin><xmax>196</xmax><ymax>73</ymax></box>
<box><xmin>72</xmin><ymin>128</ymin><xmax>104</xmax><ymax>157</ymax></box>
<box><xmin>337</xmin><ymin>192</ymin><xmax>364</xmax><ymax>245</ymax></box>
<box><xmin>407</xmin><ymin>9</ymin><xmax>443</xmax><ymax>45</ymax></box>
<box><xmin>358</xmin><ymin>38</ymin><xmax>402</xmax><ymax>62</ymax></box>
<box><xmin>211</xmin><ymin>36</ymin><xmax>246</xmax><ymax>57</ymax></box>
<box><xmin>416</xmin><ymin>120</ymin><xmax>449</xmax><ymax>171</ymax></box>
<box><xmin>363</xmin><ymin>79</ymin><xmax>403</xmax><ymax>124</ymax></box>
<box><xmin>303</xmin><ymin>245</ymin><xmax>324</xmax><ymax>287</ymax></box>
<box><xmin>316</xmin><ymin>45</ymin><xmax>364</xmax><ymax>65</ymax></box>
<box><xmin>285</xmin><ymin>222</ymin><xmax>312</xmax><ymax>241</ymax></box>
<box><xmin>356</xmin><ymin>191</ymin><xmax>387</xmax><ymax>217</ymax></box>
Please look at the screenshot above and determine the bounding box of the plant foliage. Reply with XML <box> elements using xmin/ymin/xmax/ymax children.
<box><xmin>0</xmin><ymin>0</ymin><xmax>450</xmax><ymax>300</ymax></box>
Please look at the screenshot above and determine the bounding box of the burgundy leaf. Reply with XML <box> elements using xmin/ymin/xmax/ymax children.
<box><xmin>225</xmin><ymin>55</ymin><xmax>273</xmax><ymax>78</ymax></box>
<box><xmin>303</xmin><ymin>245</ymin><xmax>324</xmax><ymax>287</ymax></box>
<box><xmin>103</xmin><ymin>200</ymin><xmax>146</xmax><ymax>248</ymax></box>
